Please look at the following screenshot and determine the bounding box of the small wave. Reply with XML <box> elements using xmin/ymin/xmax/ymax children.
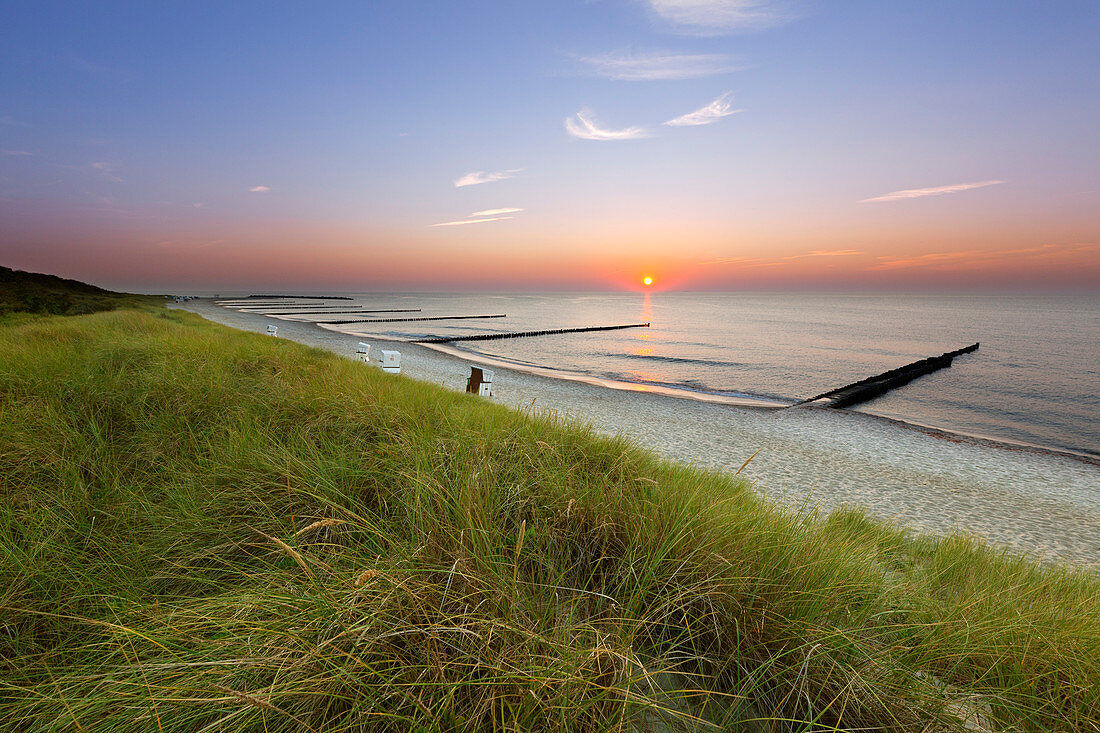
<box><xmin>606</xmin><ymin>373</ymin><xmax>792</xmax><ymax>403</ymax></box>
<box><xmin>439</xmin><ymin>344</ymin><xmax>781</xmax><ymax>401</ymax></box>
<box><xmin>602</xmin><ymin>351</ymin><xmax>746</xmax><ymax>368</ymax></box>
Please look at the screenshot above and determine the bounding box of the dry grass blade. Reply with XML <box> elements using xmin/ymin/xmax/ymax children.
<box><xmin>210</xmin><ymin>684</ymin><xmax>319</xmax><ymax>732</ymax></box>
<box><xmin>256</xmin><ymin>529</ymin><xmax>332</xmax><ymax>573</ymax></box>
<box><xmin>1</xmin><ymin>304</ymin><xmax>1097</xmax><ymax>732</ymax></box>
<box><xmin>735</xmin><ymin>450</ymin><xmax>761</xmax><ymax>476</ymax></box>
<box><xmin>294</xmin><ymin>518</ymin><xmax>345</xmax><ymax>536</ymax></box>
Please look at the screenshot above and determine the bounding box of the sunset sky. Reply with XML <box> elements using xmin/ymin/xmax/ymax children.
<box><xmin>1</xmin><ymin>1</ymin><xmax>1098</xmax><ymax>292</ymax></box>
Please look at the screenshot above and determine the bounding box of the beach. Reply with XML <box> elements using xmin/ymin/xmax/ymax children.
<box><xmin>178</xmin><ymin>298</ymin><xmax>1100</xmax><ymax>569</ymax></box>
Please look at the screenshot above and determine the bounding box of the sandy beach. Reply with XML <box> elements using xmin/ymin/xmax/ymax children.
<box><xmin>178</xmin><ymin>299</ymin><xmax>1100</xmax><ymax>569</ymax></box>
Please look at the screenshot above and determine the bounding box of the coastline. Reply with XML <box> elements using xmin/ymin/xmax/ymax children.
<box><xmin>410</xmin><ymin>334</ymin><xmax>1099</xmax><ymax>466</ymax></box>
<box><xmin>178</xmin><ymin>299</ymin><xmax>1100</xmax><ymax>569</ymax></box>
<box><xmin>391</xmin><ymin>337</ymin><xmax>790</xmax><ymax>410</ymax></box>
<box><xmin>856</xmin><ymin>408</ymin><xmax>1100</xmax><ymax>466</ymax></box>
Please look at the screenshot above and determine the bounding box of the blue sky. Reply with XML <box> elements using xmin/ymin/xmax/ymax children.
<box><xmin>1</xmin><ymin>1</ymin><xmax>1098</xmax><ymax>290</ymax></box>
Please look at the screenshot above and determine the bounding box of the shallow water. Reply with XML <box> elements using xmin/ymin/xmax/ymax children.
<box><xmin>267</xmin><ymin>292</ymin><xmax>1100</xmax><ymax>457</ymax></box>
<box><xmin>186</xmin><ymin>299</ymin><xmax>1100</xmax><ymax>568</ymax></box>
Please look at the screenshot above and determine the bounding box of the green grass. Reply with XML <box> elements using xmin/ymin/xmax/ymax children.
<box><xmin>0</xmin><ymin>265</ymin><xmax>157</xmax><ymax>317</ymax></box>
<box><xmin>0</xmin><ymin>305</ymin><xmax>1097</xmax><ymax>731</ymax></box>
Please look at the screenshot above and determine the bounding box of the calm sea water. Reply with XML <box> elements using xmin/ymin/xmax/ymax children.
<box><xmin>314</xmin><ymin>292</ymin><xmax>1099</xmax><ymax>457</ymax></box>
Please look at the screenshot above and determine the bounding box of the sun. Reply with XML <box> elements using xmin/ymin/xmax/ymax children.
<box><xmin>642</xmin><ymin>275</ymin><xmax>654</xmax><ymax>286</ymax></box>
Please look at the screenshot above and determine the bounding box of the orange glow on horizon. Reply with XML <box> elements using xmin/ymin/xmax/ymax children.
<box><xmin>3</xmin><ymin>196</ymin><xmax>1098</xmax><ymax>292</ymax></box>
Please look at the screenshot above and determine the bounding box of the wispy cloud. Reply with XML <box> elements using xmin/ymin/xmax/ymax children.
<box><xmin>697</xmin><ymin>244</ymin><xmax>1100</xmax><ymax>277</ymax></box>
<box><xmin>565</xmin><ymin>110</ymin><xmax>649</xmax><ymax>141</ymax></box>
<box><xmin>576</xmin><ymin>50</ymin><xmax>739</xmax><ymax>80</ymax></box>
<box><xmin>648</xmin><ymin>0</ymin><xmax>798</xmax><ymax>34</ymax></box>
<box><xmin>664</xmin><ymin>92</ymin><xmax>740</xmax><ymax>126</ymax></box>
<box><xmin>867</xmin><ymin>243</ymin><xmax>1097</xmax><ymax>271</ymax></box>
<box><xmin>433</xmin><ymin>207</ymin><xmax>524</xmax><ymax>227</ymax></box>
<box><xmin>62</xmin><ymin>55</ymin><xmax>132</xmax><ymax>80</ymax></box>
<box><xmin>861</xmin><ymin>180</ymin><xmax>1003</xmax><ymax>203</ymax></box>
<box><xmin>698</xmin><ymin>256</ymin><xmax>760</xmax><ymax>266</ymax></box>
<box><xmin>454</xmin><ymin>169</ymin><xmax>522</xmax><ymax>188</ymax></box>
<box><xmin>700</xmin><ymin>249</ymin><xmax>863</xmax><ymax>266</ymax></box>
<box><xmin>1</xmin><ymin>149</ymin><xmax>31</xmax><ymax>156</ymax></box>
<box><xmin>90</xmin><ymin>161</ymin><xmax>122</xmax><ymax>183</ymax></box>
<box><xmin>249</xmin><ymin>185</ymin><xmax>271</xmax><ymax>193</ymax></box>
<box><xmin>432</xmin><ymin>216</ymin><xmax>515</xmax><ymax>227</ymax></box>
<box><xmin>470</xmin><ymin>208</ymin><xmax>524</xmax><ymax>217</ymax></box>
<box><xmin>153</xmin><ymin>238</ymin><xmax>224</xmax><ymax>250</ymax></box>
<box><xmin>803</xmin><ymin>249</ymin><xmax>863</xmax><ymax>258</ymax></box>
<box><xmin>90</xmin><ymin>194</ymin><xmax>126</xmax><ymax>210</ymax></box>
<box><xmin>0</xmin><ymin>116</ymin><xmax>29</xmax><ymax>127</ymax></box>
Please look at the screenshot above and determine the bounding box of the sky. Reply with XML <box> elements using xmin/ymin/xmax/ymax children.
<box><xmin>1</xmin><ymin>0</ymin><xmax>1098</xmax><ymax>292</ymax></box>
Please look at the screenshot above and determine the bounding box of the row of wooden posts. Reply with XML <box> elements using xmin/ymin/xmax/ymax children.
<box><xmin>264</xmin><ymin>321</ymin><xmax>978</xmax><ymax>410</ymax></box>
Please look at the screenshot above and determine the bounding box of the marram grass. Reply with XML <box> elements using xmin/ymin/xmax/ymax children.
<box><xmin>0</xmin><ymin>306</ymin><xmax>1098</xmax><ymax>731</ymax></box>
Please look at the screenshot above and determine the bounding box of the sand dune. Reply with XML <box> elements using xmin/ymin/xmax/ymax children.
<box><xmin>179</xmin><ymin>299</ymin><xmax>1100</xmax><ymax>569</ymax></box>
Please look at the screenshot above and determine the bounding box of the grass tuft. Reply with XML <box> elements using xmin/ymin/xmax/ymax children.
<box><xmin>0</xmin><ymin>305</ymin><xmax>1097</xmax><ymax>731</ymax></box>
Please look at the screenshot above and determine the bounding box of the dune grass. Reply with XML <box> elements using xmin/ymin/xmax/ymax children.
<box><xmin>0</xmin><ymin>305</ymin><xmax>1097</xmax><ymax>731</ymax></box>
<box><xmin>0</xmin><ymin>265</ymin><xmax>157</xmax><ymax>317</ymax></box>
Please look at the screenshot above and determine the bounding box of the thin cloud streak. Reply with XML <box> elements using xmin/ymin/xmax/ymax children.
<box><xmin>648</xmin><ymin>0</ymin><xmax>798</xmax><ymax>34</ymax></box>
<box><xmin>249</xmin><ymin>185</ymin><xmax>271</xmax><ymax>193</ymax></box>
<box><xmin>153</xmin><ymin>238</ymin><xmax>224</xmax><ymax>250</ymax></box>
<box><xmin>432</xmin><ymin>216</ymin><xmax>515</xmax><ymax>227</ymax></box>
<box><xmin>803</xmin><ymin>249</ymin><xmax>863</xmax><ymax>257</ymax></box>
<box><xmin>664</xmin><ymin>92</ymin><xmax>740</xmax><ymax>126</ymax></box>
<box><xmin>861</xmin><ymin>180</ymin><xmax>1004</xmax><ymax>203</ymax></box>
<box><xmin>470</xmin><ymin>208</ymin><xmax>523</xmax><ymax>217</ymax></box>
<box><xmin>700</xmin><ymin>249</ymin><xmax>864</xmax><ymax>266</ymax></box>
<box><xmin>454</xmin><ymin>169</ymin><xmax>521</xmax><ymax>187</ymax></box>
<box><xmin>90</xmin><ymin>161</ymin><xmax>122</xmax><ymax>183</ymax></box>
<box><xmin>565</xmin><ymin>110</ymin><xmax>648</xmax><ymax>140</ymax></box>
<box><xmin>868</xmin><ymin>243</ymin><xmax>1098</xmax><ymax>271</ymax></box>
<box><xmin>698</xmin><ymin>256</ymin><xmax>759</xmax><ymax>266</ymax></box>
<box><xmin>2</xmin><ymin>149</ymin><xmax>31</xmax><ymax>156</ymax></box>
<box><xmin>577</xmin><ymin>50</ymin><xmax>738</xmax><ymax>80</ymax></box>
<box><xmin>698</xmin><ymin>244</ymin><xmax>1099</xmax><ymax>276</ymax></box>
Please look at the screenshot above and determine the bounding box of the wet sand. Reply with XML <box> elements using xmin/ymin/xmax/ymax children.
<box><xmin>177</xmin><ymin>299</ymin><xmax>1100</xmax><ymax>569</ymax></box>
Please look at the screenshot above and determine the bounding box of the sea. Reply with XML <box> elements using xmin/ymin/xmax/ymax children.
<box><xmin>256</xmin><ymin>292</ymin><xmax>1099</xmax><ymax>458</ymax></box>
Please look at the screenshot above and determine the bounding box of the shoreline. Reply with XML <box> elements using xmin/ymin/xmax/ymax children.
<box><xmin>855</xmin><ymin>408</ymin><xmax>1100</xmax><ymax>466</ymax></box>
<box><xmin>178</xmin><ymin>299</ymin><xmax>1100</xmax><ymax>569</ymax></box>
<box><xmin>379</xmin><ymin>334</ymin><xmax>790</xmax><ymax>410</ymax></box>
<box><xmin>12</xmin><ymin>297</ymin><xmax>1100</xmax><ymax>730</ymax></box>
<box><xmin>355</xmin><ymin>327</ymin><xmax>1098</xmax><ymax>467</ymax></box>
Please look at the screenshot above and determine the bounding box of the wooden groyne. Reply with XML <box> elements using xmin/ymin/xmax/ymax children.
<box><xmin>217</xmin><ymin>301</ymin><xmax>333</xmax><ymax>307</ymax></box>
<box><xmin>233</xmin><ymin>305</ymin><xmax>356</xmax><ymax>310</ymax></box>
<box><xmin>242</xmin><ymin>308</ymin><xmax>422</xmax><ymax>315</ymax></box>
<box><xmin>217</xmin><ymin>296</ymin><xmax>352</xmax><ymax>304</ymax></box>
<box><xmin>317</xmin><ymin>314</ymin><xmax>507</xmax><ymax>325</ymax></box>
<box><xmin>415</xmin><ymin>322</ymin><xmax>650</xmax><ymax>344</ymax></box>
<box><xmin>246</xmin><ymin>294</ymin><xmax>353</xmax><ymax>300</ymax></box>
<box><xmin>216</xmin><ymin>300</ymin><xmax>309</xmax><ymax>306</ymax></box>
<box><xmin>791</xmin><ymin>343</ymin><xmax>980</xmax><ymax>409</ymax></box>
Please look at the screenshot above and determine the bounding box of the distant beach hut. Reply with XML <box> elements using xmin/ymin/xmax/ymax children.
<box><xmin>380</xmin><ymin>350</ymin><xmax>400</xmax><ymax>374</ymax></box>
<box><xmin>467</xmin><ymin>366</ymin><xmax>493</xmax><ymax>397</ymax></box>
